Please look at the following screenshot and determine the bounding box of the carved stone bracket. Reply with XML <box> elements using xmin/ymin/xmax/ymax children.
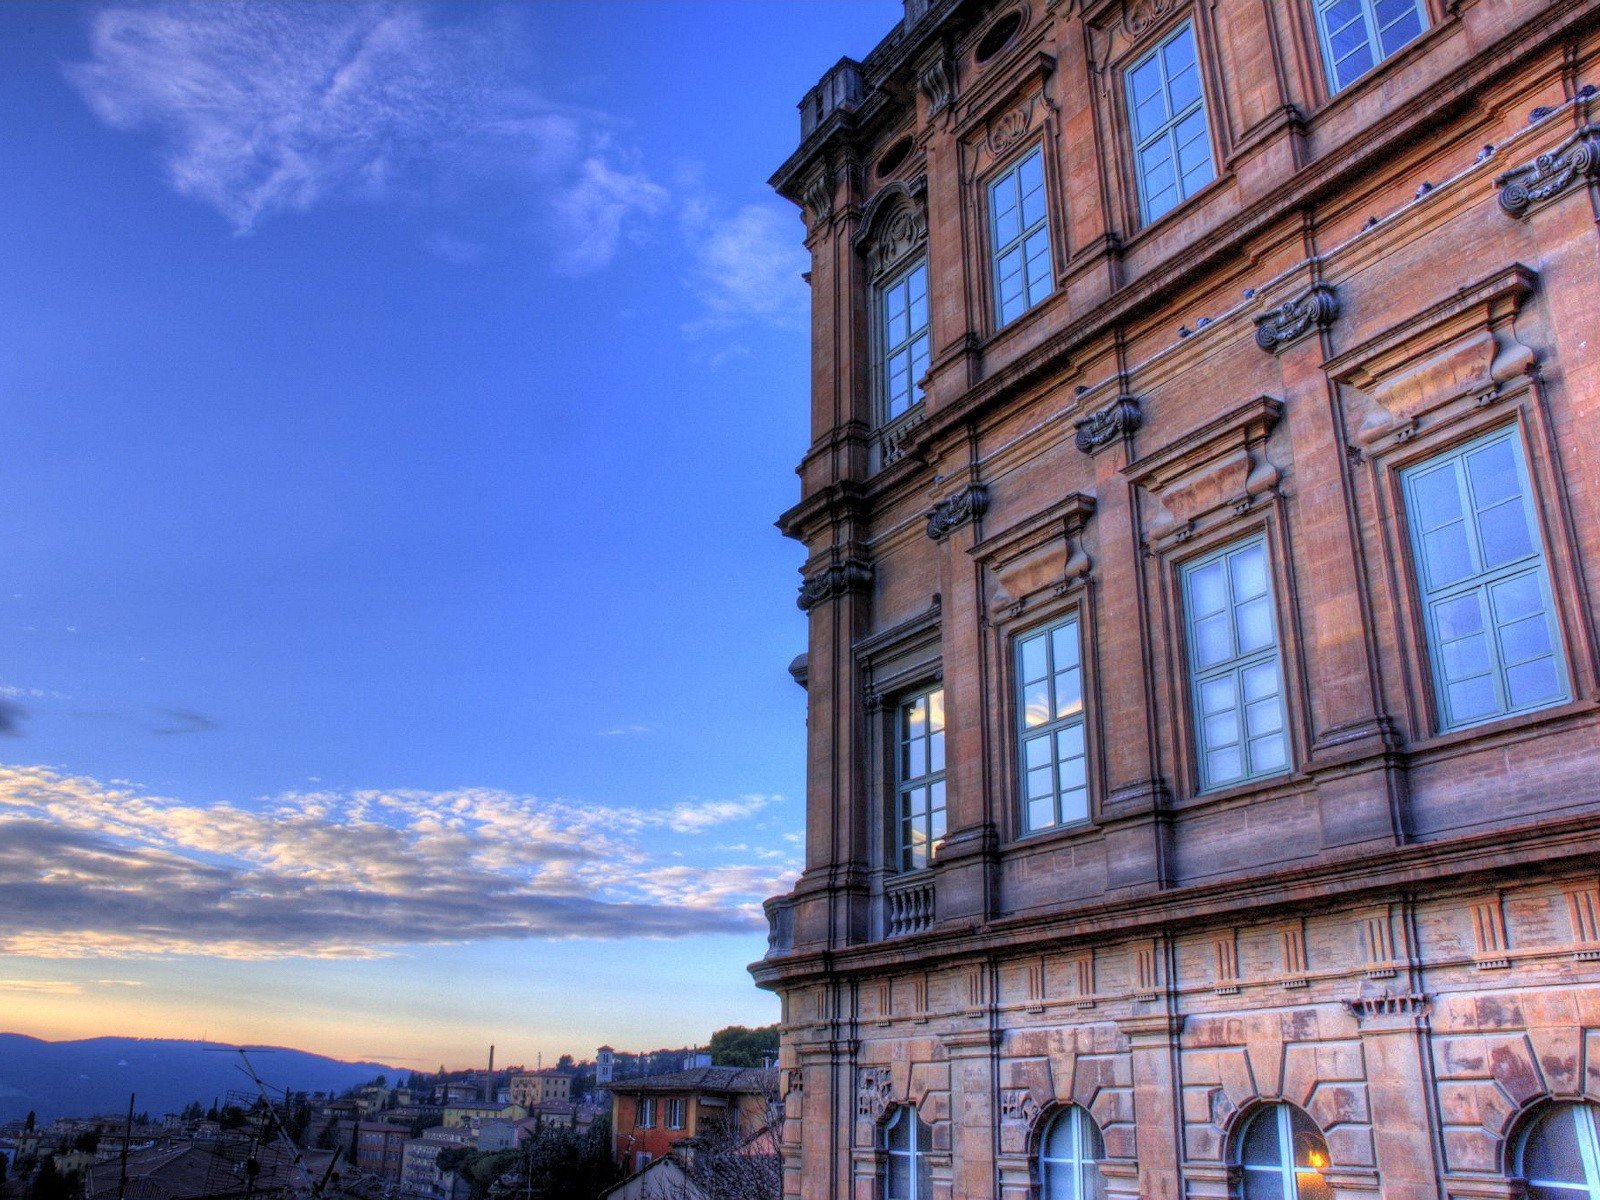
<box><xmin>918</xmin><ymin>48</ymin><xmax>957</xmax><ymax>116</ymax></box>
<box><xmin>999</xmin><ymin>1089</ymin><xmax>1040</xmax><ymax>1126</ymax></box>
<box><xmin>926</xmin><ymin>485</ymin><xmax>990</xmax><ymax>540</ymax></box>
<box><xmin>798</xmin><ymin>559</ymin><xmax>873</xmax><ymax>611</ymax></box>
<box><xmin>801</xmin><ymin>166</ymin><xmax>835</xmax><ymax>230</ymax></box>
<box><xmin>856</xmin><ymin>1066</ymin><xmax>894</xmax><ymax>1119</ymax></box>
<box><xmin>1498</xmin><ymin>126</ymin><xmax>1600</xmax><ymax>218</ymax></box>
<box><xmin>1346</xmin><ymin>991</ymin><xmax>1430</xmax><ymax>1023</ymax></box>
<box><xmin>971</xmin><ymin>493</ymin><xmax>1097</xmax><ymax>612</ymax></box>
<box><xmin>1254</xmin><ymin>282</ymin><xmax>1340</xmax><ymax>354</ymax></box>
<box><xmin>878</xmin><ymin>409</ymin><xmax>926</xmax><ymax>468</ymax></box>
<box><xmin>1075</xmin><ymin>394</ymin><xmax>1143</xmax><ymax>453</ymax></box>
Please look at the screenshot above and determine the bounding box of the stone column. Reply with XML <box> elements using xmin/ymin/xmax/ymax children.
<box><xmin>1117</xmin><ymin>1012</ymin><xmax>1186</xmax><ymax>1200</ymax></box>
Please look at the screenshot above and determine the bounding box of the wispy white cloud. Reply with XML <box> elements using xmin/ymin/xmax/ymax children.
<box><xmin>0</xmin><ymin>979</ymin><xmax>144</xmax><ymax>996</ymax></box>
<box><xmin>680</xmin><ymin>199</ymin><xmax>810</xmax><ymax>343</ymax></box>
<box><xmin>0</xmin><ymin>766</ymin><xmax>797</xmax><ymax>960</ymax></box>
<box><xmin>597</xmin><ymin>724</ymin><xmax>652</xmax><ymax>738</ymax></box>
<box><xmin>64</xmin><ymin>2</ymin><xmax>664</xmax><ymax>271</ymax></box>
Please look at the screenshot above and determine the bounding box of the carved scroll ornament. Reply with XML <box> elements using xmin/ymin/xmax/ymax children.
<box><xmin>1254</xmin><ymin>283</ymin><xmax>1339</xmax><ymax>354</ymax></box>
<box><xmin>1075</xmin><ymin>394</ymin><xmax>1143</xmax><ymax>453</ymax></box>
<box><xmin>797</xmin><ymin>560</ymin><xmax>873</xmax><ymax>611</ymax></box>
<box><xmin>1498</xmin><ymin>127</ymin><xmax>1600</xmax><ymax>218</ymax></box>
<box><xmin>925</xmin><ymin>485</ymin><xmax>989</xmax><ymax>540</ymax></box>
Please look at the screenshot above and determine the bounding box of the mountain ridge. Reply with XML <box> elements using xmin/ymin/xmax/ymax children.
<box><xmin>0</xmin><ymin>1033</ymin><xmax>397</xmax><ymax>1124</ymax></box>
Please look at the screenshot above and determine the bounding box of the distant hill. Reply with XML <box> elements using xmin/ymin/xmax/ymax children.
<box><xmin>0</xmin><ymin>1034</ymin><xmax>396</xmax><ymax>1124</ymax></box>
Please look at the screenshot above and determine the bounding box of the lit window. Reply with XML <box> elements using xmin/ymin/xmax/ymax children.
<box><xmin>1314</xmin><ymin>0</ymin><xmax>1426</xmax><ymax>93</ymax></box>
<box><xmin>1182</xmin><ymin>538</ymin><xmax>1290</xmax><ymax>792</ymax></box>
<box><xmin>896</xmin><ymin>688</ymin><xmax>947</xmax><ymax>871</ymax></box>
<box><xmin>881</xmin><ymin>260</ymin><xmax>931</xmax><ymax>422</ymax></box>
<box><xmin>1238</xmin><ymin>1104</ymin><xmax>1333</xmax><ymax>1200</ymax></box>
<box><xmin>1125</xmin><ymin>22</ymin><xmax>1215</xmax><ymax>224</ymax></box>
<box><xmin>989</xmin><ymin>146</ymin><xmax>1052</xmax><ymax>326</ymax></box>
<box><xmin>638</xmin><ymin>1098</ymin><xmax>656</xmax><ymax>1129</ymax></box>
<box><xmin>882</xmin><ymin>1106</ymin><xmax>932</xmax><ymax>1200</ymax></box>
<box><xmin>1040</xmin><ymin>1107</ymin><xmax>1106</xmax><ymax>1200</ymax></box>
<box><xmin>1518</xmin><ymin>1103</ymin><xmax>1600</xmax><ymax>1200</ymax></box>
<box><xmin>1015</xmin><ymin>616</ymin><xmax>1089</xmax><ymax>832</ymax></box>
<box><xmin>1401</xmin><ymin>429</ymin><xmax>1568</xmax><ymax>731</ymax></box>
<box><xmin>666</xmin><ymin>1098</ymin><xmax>686</xmax><ymax>1130</ymax></box>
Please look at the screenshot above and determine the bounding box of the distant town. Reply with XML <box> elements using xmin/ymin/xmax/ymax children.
<box><xmin>0</xmin><ymin>1026</ymin><xmax>779</xmax><ymax>1200</ymax></box>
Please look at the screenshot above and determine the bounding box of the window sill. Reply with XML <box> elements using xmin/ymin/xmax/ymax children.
<box><xmin>1001</xmin><ymin>815</ymin><xmax>1102</xmax><ymax>855</ymax></box>
<box><xmin>1118</xmin><ymin>171</ymin><xmax>1233</xmax><ymax>256</ymax></box>
<box><xmin>1305</xmin><ymin>13</ymin><xmax>1458</xmax><ymax>125</ymax></box>
<box><xmin>1406</xmin><ymin>695</ymin><xmax>1596</xmax><ymax>764</ymax></box>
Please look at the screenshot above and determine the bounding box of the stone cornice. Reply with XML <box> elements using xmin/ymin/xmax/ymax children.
<box><xmin>748</xmin><ymin>809</ymin><xmax>1600</xmax><ymax>989</ymax></box>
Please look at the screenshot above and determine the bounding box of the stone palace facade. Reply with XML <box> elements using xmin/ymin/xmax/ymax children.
<box><xmin>750</xmin><ymin>1</ymin><xmax>1600</xmax><ymax>1199</ymax></box>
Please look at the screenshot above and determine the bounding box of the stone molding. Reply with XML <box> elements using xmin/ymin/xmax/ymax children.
<box><xmin>798</xmin><ymin>559</ymin><xmax>873</xmax><ymax>611</ymax></box>
<box><xmin>1498</xmin><ymin>125</ymin><xmax>1600</xmax><ymax>219</ymax></box>
<box><xmin>1253</xmin><ymin>282</ymin><xmax>1340</xmax><ymax>354</ymax></box>
<box><xmin>925</xmin><ymin>484</ymin><xmax>989</xmax><ymax>540</ymax></box>
<box><xmin>1075</xmin><ymin>394</ymin><xmax>1143</xmax><ymax>453</ymax></box>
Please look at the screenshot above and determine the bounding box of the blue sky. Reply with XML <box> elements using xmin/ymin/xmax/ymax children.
<box><xmin>0</xmin><ymin>0</ymin><xmax>898</xmax><ymax>1069</ymax></box>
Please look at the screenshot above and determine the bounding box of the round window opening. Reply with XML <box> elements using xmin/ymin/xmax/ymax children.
<box><xmin>975</xmin><ymin>12</ymin><xmax>1022</xmax><ymax>63</ymax></box>
<box><xmin>877</xmin><ymin>136</ymin><xmax>914</xmax><ymax>178</ymax></box>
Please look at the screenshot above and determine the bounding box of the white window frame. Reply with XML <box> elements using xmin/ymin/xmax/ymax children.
<box><xmin>1400</xmin><ymin>427</ymin><xmax>1569</xmax><ymax>732</ymax></box>
<box><xmin>1238</xmin><ymin>1104</ymin><xmax>1331</xmax><ymax>1200</ymax></box>
<box><xmin>1181</xmin><ymin>536</ymin><xmax>1291</xmax><ymax>793</ymax></box>
<box><xmin>637</xmin><ymin>1098</ymin><xmax>656</xmax><ymax>1129</ymax></box>
<box><xmin>882</xmin><ymin>1106</ymin><xmax>932</xmax><ymax>1200</ymax></box>
<box><xmin>878</xmin><ymin>258</ymin><xmax>931</xmax><ymax>423</ymax></box>
<box><xmin>1518</xmin><ymin>1103</ymin><xmax>1600</xmax><ymax>1200</ymax></box>
<box><xmin>1313</xmin><ymin>0</ymin><xmax>1428</xmax><ymax>94</ymax></box>
<box><xmin>1124</xmin><ymin>20</ymin><xmax>1216</xmax><ymax>225</ymax></box>
<box><xmin>1039</xmin><ymin>1106</ymin><xmax>1106</xmax><ymax>1200</ymax></box>
<box><xmin>987</xmin><ymin>145</ymin><xmax>1053</xmax><ymax>327</ymax></box>
<box><xmin>1015</xmin><ymin>614</ymin><xmax>1090</xmax><ymax>833</ymax></box>
<box><xmin>896</xmin><ymin>687</ymin><xmax>946</xmax><ymax>871</ymax></box>
<box><xmin>666</xmin><ymin>1098</ymin><xmax>686</xmax><ymax>1131</ymax></box>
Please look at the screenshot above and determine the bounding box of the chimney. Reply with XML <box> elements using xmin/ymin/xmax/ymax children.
<box><xmin>485</xmin><ymin>1046</ymin><xmax>495</xmax><ymax>1102</ymax></box>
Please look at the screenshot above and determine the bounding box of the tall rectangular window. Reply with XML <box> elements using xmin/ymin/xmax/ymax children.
<box><xmin>1126</xmin><ymin>22</ymin><xmax>1215</xmax><ymax>225</ymax></box>
<box><xmin>1315</xmin><ymin>0</ymin><xmax>1426</xmax><ymax>93</ymax></box>
<box><xmin>880</xmin><ymin>261</ymin><xmax>930</xmax><ymax>422</ymax></box>
<box><xmin>1015</xmin><ymin>616</ymin><xmax>1088</xmax><ymax>832</ymax></box>
<box><xmin>988</xmin><ymin>146</ymin><xmax>1052</xmax><ymax>327</ymax></box>
<box><xmin>1182</xmin><ymin>538</ymin><xmax>1290</xmax><ymax>792</ymax></box>
<box><xmin>638</xmin><ymin>1098</ymin><xmax>656</xmax><ymax>1129</ymax></box>
<box><xmin>1401</xmin><ymin>429</ymin><xmax>1568</xmax><ymax>731</ymax></box>
<box><xmin>896</xmin><ymin>688</ymin><xmax>946</xmax><ymax>871</ymax></box>
<box><xmin>665</xmin><ymin>1099</ymin><xmax>686</xmax><ymax>1130</ymax></box>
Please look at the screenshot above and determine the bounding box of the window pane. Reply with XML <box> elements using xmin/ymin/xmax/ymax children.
<box><xmin>1505</xmin><ymin>658</ymin><xmax>1561</xmax><ymax>710</ymax></box>
<box><xmin>1446</xmin><ymin>674</ymin><xmax>1499</xmax><ymax>723</ymax></box>
<box><xmin>1024</xmin><ymin>680</ymin><xmax>1051</xmax><ymax>728</ymax></box>
<box><xmin>1523</xmin><ymin>1107</ymin><xmax>1587</xmax><ymax>1184</ymax></box>
<box><xmin>1052</xmin><ymin>623</ymin><xmax>1080</xmax><ymax>667</ymax></box>
<box><xmin>1195</xmin><ymin>613</ymin><xmax>1232</xmax><ymax>668</ymax></box>
<box><xmin>1200</xmin><ymin>675</ymin><xmax>1236</xmax><ymax>717</ymax></box>
<box><xmin>1190</xmin><ymin>560</ymin><xmax>1227</xmax><ymax>615</ymax></box>
<box><xmin>1022</xmin><ymin>633</ymin><xmax>1048</xmax><ymax>682</ymax></box>
<box><xmin>1409</xmin><ymin>462</ymin><xmax>1463</xmax><ymax>530</ymax></box>
<box><xmin>1477</xmin><ymin>498</ymin><xmax>1535</xmax><ymax>568</ymax></box>
<box><xmin>1497</xmin><ymin>611</ymin><xmax>1553</xmax><ymax>666</ymax></box>
<box><xmin>1207</xmin><ymin>745</ymin><xmax>1242</xmax><ymax>785</ymax></box>
<box><xmin>1055</xmin><ymin>666</ymin><xmax>1083</xmax><ymax>718</ymax></box>
<box><xmin>1249</xmin><ymin>732</ymin><xmax>1288</xmax><ymax>772</ymax></box>
<box><xmin>1235</xmin><ymin>596</ymin><xmax>1275</xmax><ymax>653</ymax></box>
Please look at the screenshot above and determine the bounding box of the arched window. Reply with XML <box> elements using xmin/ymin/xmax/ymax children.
<box><xmin>1237</xmin><ymin>1104</ymin><xmax>1332</xmax><ymax>1200</ymax></box>
<box><xmin>883</xmin><ymin>1104</ymin><xmax>932</xmax><ymax>1200</ymax></box>
<box><xmin>1039</xmin><ymin>1106</ymin><xmax>1106</xmax><ymax>1200</ymax></box>
<box><xmin>1517</xmin><ymin>1102</ymin><xmax>1600</xmax><ymax>1200</ymax></box>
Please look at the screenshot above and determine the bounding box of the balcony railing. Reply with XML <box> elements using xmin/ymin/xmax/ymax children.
<box><xmin>884</xmin><ymin>875</ymin><xmax>934</xmax><ymax>938</ymax></box>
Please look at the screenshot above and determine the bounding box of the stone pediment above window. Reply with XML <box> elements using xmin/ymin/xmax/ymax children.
<box><xmin>1123</xmin><ymin>395</ymin><xmax>1283</xmax><ymax>548</ymax></box>
<box><xmin>970</xmin><ymin>493</ymin><xmax>1096</xmax><ymax>615</ymax></box>
<box><xmin>1084</xmin><ymin>0</ymin><xmax>1183</xmax><ymax>69</ymax></box>
<box><xmin>855</xmin><ymin>176</ymin><xmax>928</xmax><ymax>281</ymax></box>
<box><xmin>1322</xmin><ymin>264</ymin><xmax>1539</xmax><ymax>450</ymax></box>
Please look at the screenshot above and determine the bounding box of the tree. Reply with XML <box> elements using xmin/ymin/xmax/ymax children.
<box><xmin>706</xmin><ymin>1025</ymin><xmax>779</xmax><ymax>1068</ymax></box>
<box><xmin>519</xmin><ymin>1118</ymin><xmax>619</xmax><ymax>1200</ymax></box>
<box><xmin>23</xmin><ymin>1112</ymin><xmax>35</xmax><ymax>1134</ymax></box>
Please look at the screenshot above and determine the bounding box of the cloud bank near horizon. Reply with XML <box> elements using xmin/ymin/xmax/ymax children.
<box><xmin>0</xmin><ymin>765</ymin><xmax>795</xmax><ymax>960</ymax></box>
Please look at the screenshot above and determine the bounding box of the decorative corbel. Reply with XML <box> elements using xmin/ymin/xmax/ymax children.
<box><xmin>1497</xmin><ymin>126</ymin><xmax>1600</xmax><ymax>218</ymax></box>
<box><xmin>1254</xmin><ymin>282</ymin><xmax>1339</xmax><ymax>354</ymax></box>
<box><xmin>1074</xmin><ymin>394</ymin><xmax>1142</xmax><ymax>454</ymax></box>
<box><xmin>925</xmin><ymin>484</ymin><xmax>989</xmax><ymax>540</ymax></box>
